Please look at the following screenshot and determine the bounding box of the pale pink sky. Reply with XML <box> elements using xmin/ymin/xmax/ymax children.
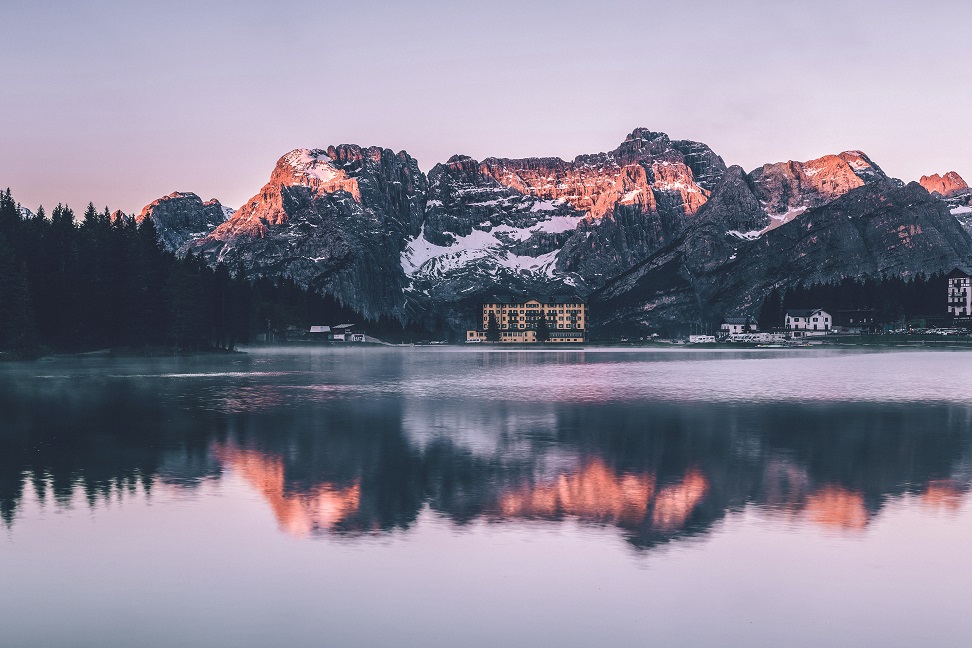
<box><xmin>1</xmin><ymin>0</ymin><xmax>970</xmax><ymax>214</ymax></box>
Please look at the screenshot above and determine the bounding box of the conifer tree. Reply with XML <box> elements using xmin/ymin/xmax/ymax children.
<box><xmin>536</xmin><ymin>309</ymin><xmax>550</xmax><ymax>342</ymax></box>
<box><xmin>486</xmin><ymin>312</ymin><xmax>500</xmax><ymax>342</ymax></box>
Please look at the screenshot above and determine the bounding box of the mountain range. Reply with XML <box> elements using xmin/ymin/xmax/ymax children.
<box><xmin>133</xmin><ymin>129</ymin><xmax>972</xmax><ymax>334</ymax></box>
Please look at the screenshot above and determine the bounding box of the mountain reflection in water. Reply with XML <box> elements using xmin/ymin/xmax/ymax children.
<box><xmin>2</xmin><ymin>350</ymin><xmax>971</xmax><ymax>552</ymax></box>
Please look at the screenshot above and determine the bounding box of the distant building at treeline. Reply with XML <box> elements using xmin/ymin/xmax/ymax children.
<box><xmin>466</xmin><ymin>296</ymin><xmax>587</xmax><ymax>343</ymax></box>
<box><xmin>785</xmin><ymin>309</ymin><xmax>832</xmax><ymax>336</ymax></box>
<box><xmin>720</xmin><ymin>317</ymin><xmax>758</xmax><ymax>335</ymax></box>
<box><xmin>947</xmin><ymin>268</ymin><xmax>972</xmax><ymax>318</ymax></box>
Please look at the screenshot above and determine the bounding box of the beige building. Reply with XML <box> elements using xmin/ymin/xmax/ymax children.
<box><xmin>466</xmin><ymin>296</ymin><xmax>587</xmax><ymax>343</ymax></box>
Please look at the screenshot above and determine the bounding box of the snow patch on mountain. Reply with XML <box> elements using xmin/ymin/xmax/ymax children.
<box><xmin>402</xmin><ymin>219</ymin><xmax>566</xmax><ymax>279</ymax></box>
<box><xmin>283</xmin><ymin>149</ymin><xmax>340</xmax><ymax>183</ymax></box>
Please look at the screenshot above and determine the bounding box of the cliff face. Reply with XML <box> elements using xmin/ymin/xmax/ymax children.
<box><xmin>137</xmin><ymin>192</ymin><xmax>233</xmax><ymax>251</ymax></box>
<box><xmin>139</xmin><ymin>129</ymin><xmax>972</xmax><ymax>332</ymax></box>
<box><xmin>592</xmin><ymin>179</ymin><xmax>972</xmax><ymax>333</ymax></box>
<box><xmin>188</xmin><ymin>145</ymin><xmax>427</xmax><ymax>320</ymax></box>
<box><xmin>920</xmin><ymin>171</ymin><xmax>969</xmax><ymax>197</ymax></box>
<box><xmin>396</xmin><ymin>130</ymin><xmax>726</xmax><ymax>330</ymax></box>
<box><xmin>747</xmin><ymin>151</ymin><xmax>890</xmax><ymax>230</ymax></box>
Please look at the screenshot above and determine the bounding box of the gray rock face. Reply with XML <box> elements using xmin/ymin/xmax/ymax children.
<box><xmin>141</xmin><ymin>130</ymin><xmax>972</xmax><ymax>334</ymax></box>
<box><xmin>592</xmin><ymin>180</ymin><xmax>972</xmax><ymax>333</ymax></box>
<box><xmin>398</xmin><ymin>130</ymin><xmax>726</xmax><ymax>330</ymax></box>
<box><xmin>137</xmin><ymin>192</ymin><xmax>232</xmax><ymax>251</ymax></box>
<box><xmin>749</xmin><ymin>151</ymin><xmax>888</xmax><ymax>220</ymax></box>
<box><xmin>189</xmin><ymin>145</ymin><xmax>426</xmax><ymax>321</ymax></box>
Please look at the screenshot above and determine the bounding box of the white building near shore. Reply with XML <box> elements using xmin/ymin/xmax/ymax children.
<box><xmin>720</xmin><ymin>317</ymin><xmax>758</xmax><ymax>335</ymax></box>
<box><xmin>785</xmin><ymin>309</ymin><xmax>832</xmax><ymax>336</ymax></box>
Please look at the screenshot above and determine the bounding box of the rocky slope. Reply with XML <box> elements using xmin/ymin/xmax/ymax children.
<box><xmin>744</xmin><ymin>151</ymin><xmax>891</xmax><ymax>232</ymax></box>
<box><xmin>137</xmin><ymin>192</ymin><xmax>233</xmax><ymax>251</ymax></box>
<box><xmin>188</xmin><ymin>146</ymin><xmax>426</xmax><ymax>320</ymax></box>
<box><xmin>592</xmin><ymin>178</ymin><xmax>972</xmax><ymax>333</ymax></box>
<box><xmin>403</xmin><ymin>130</ymin><xmax>726</xmax><ymax>329</ymax></box>
<box><xmin>139</xmin><ymin>129</ymin><xmax>972</xmax><ymax>333</ymax></box>
<box><xmin>920</xmin><ymin>171</ymin><xmax>969</xmax><ymax>197</ymax></box>
<box><xmin>917</xmin><ymin>172</ymin><xmax>972</xmax><ymax>236</ymax></box>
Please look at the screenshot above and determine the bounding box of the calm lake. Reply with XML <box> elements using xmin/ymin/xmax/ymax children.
<box><xmin>2</xmin><ymin>347</ymin><xmax>971</xmax><ymax>647</ymax></box>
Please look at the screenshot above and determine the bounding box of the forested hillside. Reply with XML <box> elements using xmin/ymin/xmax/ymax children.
<box><xmin>0</xmin><ymin>190</ymin><xmax>425</xmax><ymax>355</ymax></box>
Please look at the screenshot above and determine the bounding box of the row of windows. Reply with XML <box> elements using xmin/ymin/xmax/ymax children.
<box><xmin>489</xmin><ymin>324</ymin><xmax>582</xmax><ymax>329</ymax></box>
<box><xmin>484</xmin><ymin>310</ymin><xmax>584</xmax><ymax>316</ymax></box>
<box><xmin>485</xmin><ymin>303</ymin><xmax>584</xmax><ymax>309</ymax></box>
<box><xmin>485</xmin><ymin>315</ymin><xmax>583</xmax><ymax>320</ymax></box>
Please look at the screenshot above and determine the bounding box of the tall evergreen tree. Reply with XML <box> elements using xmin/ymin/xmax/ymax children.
<box><xmin>758</xmin><ymin>288</ymin><xmax>783</xmax><ymax>330</ymax></box>
<box><xmin>486</xmin><ymin>312</ymin><xmax>500</xmax><ymax>342</ymax></box>
<box><xmin>0</xmin><ymin>234</ymin><xmax>34</xmax><ymax>351</ymax></box>
<box><xmin>536</xmin><ymin>308</ymin><xmax>550</xmax><ymax>342</ymax></box>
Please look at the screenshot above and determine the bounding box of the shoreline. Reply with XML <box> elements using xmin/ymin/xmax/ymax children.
<box><xmin>5</xmin><ymin>335</ymin><xmax>972</xmax><ymax>362</ymax></box>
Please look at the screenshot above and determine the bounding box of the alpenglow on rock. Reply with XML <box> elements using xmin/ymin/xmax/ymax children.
<box><xmin>920</xmin><ymin>171</ymin><xmax>969</xmax><ymax>198</ymax></box>
<box><xmin>404</xmin><ymin>129</ymin><xmax>727</xmax><ymax>324</ymax></box>
<box><xmin>189</xmin><ymin>145</ymin><xmax>427</xmax><ymax>321</ymax></box>
<box><xmin>139</xmin><ymin>128</ymin><xmax>972</xmax><ymax>333</ymax></box>
<box><xmin>592</xmin><ymin>178</ymin><xmax>972</xmax><ymax>333</ymax></box>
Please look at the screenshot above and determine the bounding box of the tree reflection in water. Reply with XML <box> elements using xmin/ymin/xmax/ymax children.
<box><xmin>1</xmin><ymin>355</ymin><xmax>971</xmax><ymax>551</ymax></box>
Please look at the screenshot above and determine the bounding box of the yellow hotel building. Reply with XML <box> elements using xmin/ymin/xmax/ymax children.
<box><xmin>466</xmin><ymin>295</ymin><xmax>587</xmax><ymax>343</ymax></box>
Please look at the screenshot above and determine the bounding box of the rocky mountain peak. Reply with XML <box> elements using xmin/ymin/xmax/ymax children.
<box><xmin>185</xmin><ymin>143</ymin><xmax>427</xmax><ymax>320</ymax></box>
<box><xmin>837</xmin><ymin>150</ymin><xmax>888</xmax><ymax>182</ymax></box>
<box><xmin>750</xmin><ymin>151</ymin><xmax>887</xmax><ymax>221</ymax></box>
<box><xmin>693</xmin><ymin>165</ymin><xmax>766</xmax><ymax>234</ymax></box>
<box><xmin>624</xmin><ymin>127</ymin><xmax>666</xmax><ymax>143</ymax></box>
<box><xmin>276</xmin><ymin>149</ymin><xmax>361</xmax><ymax>201</ymax></box>
<box><xmin>137</xmin><ymin>191</ymin><xmax>231</xmax><ymax>251</ymax></box>
<box><xmin>920</xmin><ymin>171</ymin><xmax>968</xmax><ymax>197</ymax></box>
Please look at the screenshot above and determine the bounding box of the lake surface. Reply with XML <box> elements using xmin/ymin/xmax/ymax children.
<box><xmin>2</xmin><ymin>347</ymin><xmax>972</xmax><ymax>647</ymax></box>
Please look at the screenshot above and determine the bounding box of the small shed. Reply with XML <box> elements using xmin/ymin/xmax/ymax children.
<box><xmin>331</xmin><ymin>323</ymin><xmax>355</xmax><ymax>341</ymax></box>
<box><xmin>309</xmin><ymin>325</ymin><xmax>330</xmax><ymax>340</ymax></box>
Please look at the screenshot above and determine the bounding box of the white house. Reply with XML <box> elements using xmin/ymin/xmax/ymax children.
<box><xmin>720</xmin><ymin>317</ymin><xmax>758</xmax><ymax>335</ymax></box>
<box><xmin>947</xmin><ymin>268</ymin><xmax>971</xmax><ymax>317</ymax></box>
<box><xmin>785</xmin><ymin>309</ymin><xmax>832</xmax><ymax>336</ymax></box>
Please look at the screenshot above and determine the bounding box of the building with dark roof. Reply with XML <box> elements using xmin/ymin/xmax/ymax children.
<box><xmin>719</xmin><ymin>317</ymin><xmax>758</xmax><ymax>335</ymax></box>
<box><xmin>834</xmin><ymin>310</ymin><xmax>878</xmax><ymax>334</ymax></box>
<box><xmin>785</xmin><ymin>309</ymin><xmax>832</xmax><ymax>336</ymax></box>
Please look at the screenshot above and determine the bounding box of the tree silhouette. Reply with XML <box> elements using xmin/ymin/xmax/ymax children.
<box><xmin>486</xmin><ymin>312</ymin><xmax>500</xmax><ymax>342</ymax></box>
<box><xmin>0</xmin><ymin>187</ymin><xmax>436</xmax><ymax>353</ymax></box>
<box><xmin>536</xmin><ymin>309</ymin><xmax>550</xmax><ymax>342</ymax></box>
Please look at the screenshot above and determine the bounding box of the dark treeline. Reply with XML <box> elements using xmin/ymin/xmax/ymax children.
<box><xmin>0</xmin><ymin>189</ymin><xmax>425</xmax><ymax>354</ymax></box>
<box><xmin>758</xmin><ymin>273</ymin><xmax>948</xmax><ymax>328</ymax></box>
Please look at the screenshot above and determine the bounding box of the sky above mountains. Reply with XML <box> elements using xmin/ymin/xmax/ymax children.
<box><xmin>1</xmin><ymin>0</ymin><xmax>970</xmax><ymax>214</ymax></box>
